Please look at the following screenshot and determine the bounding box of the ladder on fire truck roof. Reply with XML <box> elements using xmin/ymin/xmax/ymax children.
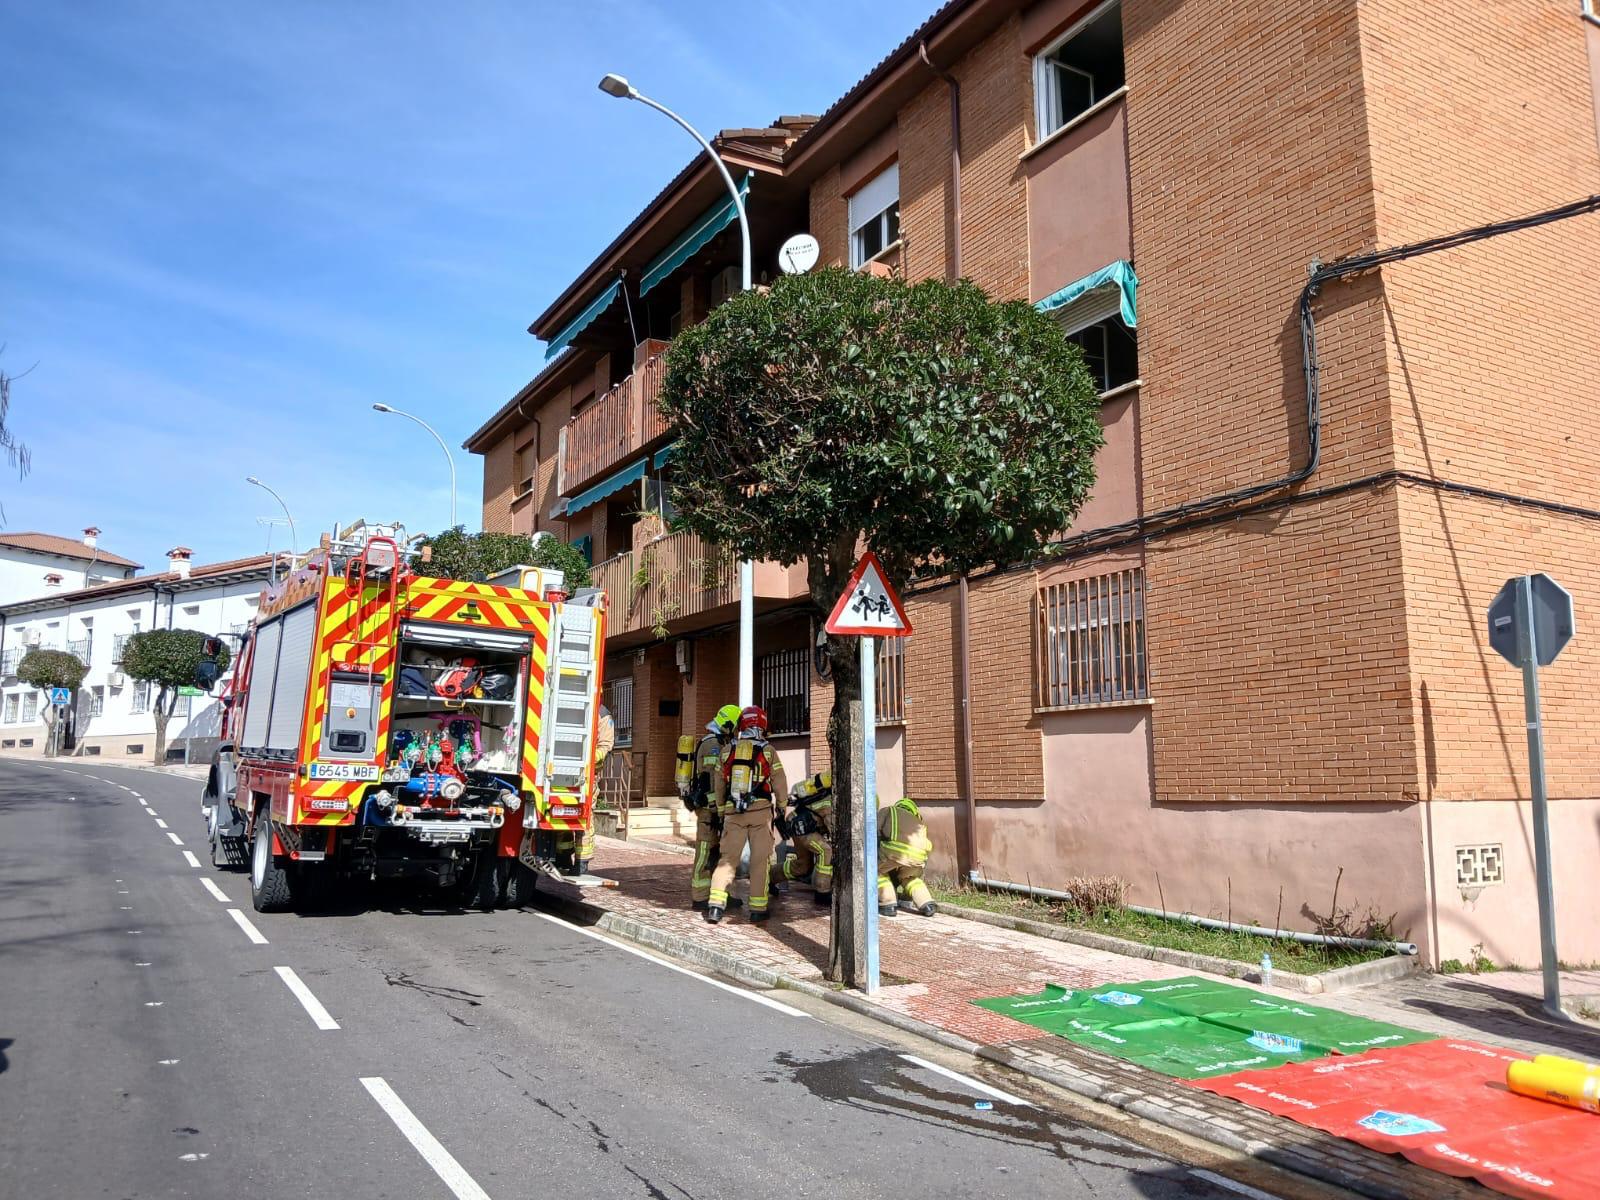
<box><xmin>536</xmin><ymin>601</ymin><xmax>600</xmax><ymax>793</ymax></box>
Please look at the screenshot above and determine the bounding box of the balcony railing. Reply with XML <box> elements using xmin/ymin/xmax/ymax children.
<box><xmin>562</xmin><ymin>341</ymin><xmax>672</xmax><ymax>493</ymax></box>
<box><xmin>112</xmin><ymin>634</ymin><xmax>131</xmax><ymax>664</ymax></box>
<box><xmin>66</xmin><ymin>639</ymin><xmax>90</xmax><ymax>664</ymax></box>
<box><xmin>0</xmin><ymin>649</ymin><xmax>21</xmax><ymax>677</ymax></box>
<box><xmin>592</xmin><ymin>529</ymin><xmax>741</xmax><ymax>639</ymax></box>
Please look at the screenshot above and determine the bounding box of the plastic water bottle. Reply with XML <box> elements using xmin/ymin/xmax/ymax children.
<box><xmin>1260</xmin><ymin>951</ymin><xmax>1274</xmax><ymax>990</ymax></box>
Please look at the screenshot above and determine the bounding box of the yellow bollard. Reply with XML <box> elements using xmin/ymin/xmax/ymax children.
<box><xmin>1507</xmin><ymin>1058</ymin><xmax>1600</xmax><ymax>1114</ymax></box>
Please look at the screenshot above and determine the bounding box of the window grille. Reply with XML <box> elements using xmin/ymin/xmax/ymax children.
<box><xmin>876</xmin><ymin>636</ymin><xmax>906</xmax><ymax>724</ymax></box>
<box><xmin>759</xmin><ymin>648</ymin><xmax>810</xmax><ymax>736</ymax></box>
<box><xmin>1036</xmin><ymin>568</ymin><xmax>1148</xmax><ymax>708</ymax></box>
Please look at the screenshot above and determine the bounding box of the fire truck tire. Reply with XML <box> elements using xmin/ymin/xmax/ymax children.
<box><xmin>470</xmin><ymin>850</ymin><xmax>502</xmax><ymax>912</ymax></box>
<box><xmin>250</xmin><ymin>811</ymin><xmax>293</xmax><ymax>913</ymax></box>
<box><xmin>501</xmin><ymin>860</ymin><xmax>538</xmax><ymax>909</ymax></box>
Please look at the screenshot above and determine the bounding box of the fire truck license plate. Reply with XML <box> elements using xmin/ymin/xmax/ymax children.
<box><xmin>308</xmin><ymin>762</ymin><xmax>379</xmax><ymax>781</ymax></box>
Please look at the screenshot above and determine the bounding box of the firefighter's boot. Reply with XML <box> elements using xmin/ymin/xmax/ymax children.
<box><xmin>704</xmin><ymin>904</ymin><xmax>725</xmax><ymax>924</ymax></box>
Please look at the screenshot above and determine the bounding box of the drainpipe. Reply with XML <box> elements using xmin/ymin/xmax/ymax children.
<box><xmin>921</xmin><ymin>41</ymin><xmax>979</xmax><ymax>874</ymax></box>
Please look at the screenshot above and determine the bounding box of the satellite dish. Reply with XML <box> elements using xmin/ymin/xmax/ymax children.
<box><xmin>778</xmin><ymin>233</ymin><xmax>820</xmax><ymax>275</ymax></box>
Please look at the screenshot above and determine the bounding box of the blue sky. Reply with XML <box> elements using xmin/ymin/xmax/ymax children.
<box><xmin>0</xmin><ymin>0</ymin><xmax>932</xmax><ymax>572</ymax></box>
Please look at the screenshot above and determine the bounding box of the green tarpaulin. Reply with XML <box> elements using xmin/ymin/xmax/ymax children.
<box><xmin>973</xmin><ymin>976</ymin><xmax>1433</xmax><ymax>1080</ymax></box>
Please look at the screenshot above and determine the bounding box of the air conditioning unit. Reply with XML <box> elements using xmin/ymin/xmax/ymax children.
<box><xmin>25</xmin><ymin>630</ymin><xmax>41</xmax><ymax>646</ymax></box>
<box><xmin>108</xmin><ymin>671</ymin><xmax>127</xmax><ymax>688</ymax></box>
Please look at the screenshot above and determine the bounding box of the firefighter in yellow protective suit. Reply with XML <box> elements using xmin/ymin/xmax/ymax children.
<box><xmin>676</xmin><ymin>703</ymin><xmax>741</xmax><ymax>911</ymax></box>
<box><xmin>705</xmin><ymin>706</ymin><xmax>788</xmax><ymax>925</ymax></box>
<box><xmin>877</xmin><ymin>796</ymin><xmax>935</xmax><ymax>917</ymax></box>
<box><xmin>779</xmin><ymin>771</ymin><xmax>834</xmax><ymax>907</ymax></box>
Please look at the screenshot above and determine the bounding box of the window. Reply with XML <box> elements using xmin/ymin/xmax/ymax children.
<box><xmin>131</xmin><ymin>681</ymin><xmax>151</xmax><ymax>715</ymax></box>
<box><xmin>3</xmin><ymin>695</ymin><xmax>17</xmax><ymax>723</ymax></box>
<box><xmin>22</xmin><ymin>693</ymin><xmax>38</xmax><ymax>722</ymax></box>
<box><xmin>606</xmin><ymin>676</ymin><xmax>634</xmax><ymax>748</ymax></box>
<box><xmin>758</xmin><ymin>648</ymin><xmax>810</xmax><ymax>736</ymax></box>
<box><xmin>1036</xmin><ymin>567</ymin><xmax>1148</xmax><ymax>708</ymax></box>
<box><xmin>877</xmin><ymin>636</ymin><xmax>906</xmax><ymax>725</ymax></box>
<box><xmin>848</xmin><ymin>162</ymin><xmax>900</xmax><ymax>269</ymax></box>
<box><xmin>1065</xmin><ymin>317</ymin><xmax>1139</xmax><ymax>393</ymax></box>
<box><xmin>90</xmin><ymin>686</ymin><xmax>105</xmax><ymax>717</ymax></box>
<box><xmin>514</xmin><ymin>434</ymin><xmax>537</xmax><ymax>498</ymax></box>
<box><xmin>1034</xmin><ymin>0</ymin><xmax>1125</xmax><ymax>139</ymax></box>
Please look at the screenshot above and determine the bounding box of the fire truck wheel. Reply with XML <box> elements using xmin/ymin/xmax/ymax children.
<box><xmin>250</xmin><ymin>811</ymin><xmax>293</xmax><ymax>913</ymax></box>
<box><xmin>470</xmin><ymin>850</ymin><xmax>503</xmax><ymax>912</ymax></box>
<box><xmin>501</xmin><ymin>860</ymin><xmax>538</xmax><ymax>909</ymax></box>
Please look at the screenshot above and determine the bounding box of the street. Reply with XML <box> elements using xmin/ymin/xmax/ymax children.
<box><xmin>1</xmin><ymin>759</ymin><xmax>1325</xmax><ymax>1200</ymax></box>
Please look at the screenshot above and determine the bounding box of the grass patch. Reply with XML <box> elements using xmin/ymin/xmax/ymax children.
<box><xmin>930</xmin><ymin>882</ymin><xmax>1395</xmax><ymax>973</ymax></box>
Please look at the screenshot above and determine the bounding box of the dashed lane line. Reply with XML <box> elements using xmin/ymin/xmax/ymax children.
<box><xmin>274</xmin><ymin>967</ymin><xmax>340</xmax><ymax>1031</ymax></box>
<box><xmin>225</xmin><ymin>908</ymin><xmax>268</xmax><ymax>945</ymax></box>
<box><xmin>360</xmin><ymin>1077</ymin><xmax>491</xmax><ymax>1200</ymax></box>
<box><xmin>199</xmin><ymin>878</ymin><xmax>230</xmax><ymax>903</ymax></box>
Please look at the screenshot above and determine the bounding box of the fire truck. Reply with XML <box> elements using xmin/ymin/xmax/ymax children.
<box><xmin>202</xmin><ymin>521</ymin><xmax>608</xmax><ymax>913</ymax></box>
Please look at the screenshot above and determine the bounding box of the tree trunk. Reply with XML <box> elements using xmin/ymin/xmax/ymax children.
<box><xmin>152</xmin><ymin>688</ymin><xmax>174</xmax><ymax>765</ymax></box>
<box><xmin>817</xmin><ymin>534</ymin><xmax>865</xmax><ymax>986</ymax></box>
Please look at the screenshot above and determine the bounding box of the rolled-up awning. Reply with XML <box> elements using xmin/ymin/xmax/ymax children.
<box><xmin>639</xmin><ymin>174</ymin><xmax>752</xmax><ymax>298</ymax></box>
<box><xmin>565</xmin><ymin>457</ymin><xmax>647</xmax><ymax>515</ymax></box>
<box><xmin>544</xmin><ymin>279</ymin><xmax>621</xmax><ymax>361</ymax></box>
<box><xmin>1035</xmin><ymin>259</ymin><xmax>1139</xmax><ymax>329</ymax></box>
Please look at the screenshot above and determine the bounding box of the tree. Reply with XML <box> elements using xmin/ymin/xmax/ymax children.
<box><xmin>18</xmin><ymin>649</ymin><xmax>87</xmax><ymax>755</ymax></box>
<box><xmin>121</xmin><ymin>629</ymin><xmax>231</xmax><ymax>764</ymax></box>
<box><xmin>418</xmin><ymin>527</ymin><xmax>593</xmax><ymax>590</ymax></box>
<box><xmin>659</xmin><ymin>267</ymin><xmax>1103</xmax><ymax>985</ymax></box>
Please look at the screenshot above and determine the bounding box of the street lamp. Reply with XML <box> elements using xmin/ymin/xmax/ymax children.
<box><xmin>599</xmin><ymin>72</ymin><xmax>756</xmax><ymax>708</ymax></box>
<box><xmin>246</xmin><ymin>475</ymin><xmax>297</xmax><ymax>585</ymax></box>
<box><xmin>372</xmin><ymin>403</ymin><xmax>457</xmax><ymax>531</ymax></box>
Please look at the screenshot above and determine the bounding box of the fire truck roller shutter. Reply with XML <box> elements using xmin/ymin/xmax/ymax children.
<box><xmin>240</xmin><ymin>618</ymin><xmax>282</xmax><ymax>751</ymax></box>
<box><xmin>266</xmin><ymin>602</ymin><xmax>317</xmax><ymax>752</ymax></box>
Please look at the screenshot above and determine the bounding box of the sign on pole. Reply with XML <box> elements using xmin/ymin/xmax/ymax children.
<box><xmin>1486</xmin><ymin>573</ymin><xmax>1575</xmax><ymax>1022</ymax></box>
<box><xmin>48</xmin><ymin>687</ymin><xmax>71</xmax><ymax>708</ymax></box>
<box><xmin>826</xmin><ymin>552</ymin><xmax>912</xmax><ymax>997</ymax></box>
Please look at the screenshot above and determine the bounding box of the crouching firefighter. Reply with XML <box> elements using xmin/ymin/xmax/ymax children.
<box><xmin>676</xmin><ymin>703</ymin><xmax>741</xmax><ymax>911</ymax></box>
<box><xmin>778</xmin><ymin>771</ymin><xmax>834</xmax><ymax>907</ymax></box>
<box><xmin>706</xmin><ymin>706</ymin><xmax>788</xmax><ymax>924</ymax></box>
<box><xmin>877</xmin><ymin>796</ymin><xmax>935</xmax><ymax>917</ymax></box>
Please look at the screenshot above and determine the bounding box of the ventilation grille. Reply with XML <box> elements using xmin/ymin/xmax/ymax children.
<box><xmin>1456</xmin><ymin>844</ymin><xmax>1504</xmax><ymax>887</ymax></box>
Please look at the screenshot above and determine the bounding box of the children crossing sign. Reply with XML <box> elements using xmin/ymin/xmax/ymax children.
<box><xmin>825</xmin><ymin>551</ymin><xmax>912</xmax><ymax>637</ymax></box>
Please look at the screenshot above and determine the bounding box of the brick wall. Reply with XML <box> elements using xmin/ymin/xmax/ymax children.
<box><xmin>809</xmin><ymin>164</ymin><xmax>847</xmax><ymax>268</ymax></box>
<box><xmin>481</xmin><ymin>438</ymin><xmax>516</xmax><ymax>534</ymax></box>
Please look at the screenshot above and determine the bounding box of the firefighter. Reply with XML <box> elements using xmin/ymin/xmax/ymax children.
<box><xmin>681</xmin><ymin>703</ymin><xmax>741</xmax><ymax>910</ymax></box>
<box><xmin>779</xmin><ymin>771</ymin><xmax>834</xmax><ymax>906</ymax></box>
<box><xmin>877</xmin><ymin>795</ymin><xmax>935</xmax><ymax>917</ymax></box>
<box><xmin>705</xmin><ymin>705</ymin><xmax>787</xmax><ymax>924</ymax></box>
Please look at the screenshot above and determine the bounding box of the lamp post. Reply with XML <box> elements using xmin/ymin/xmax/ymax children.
<box><xmin>599</xmin><ymin>72</ymin><xmax>756</xmax><ymax>707</ymax></box>
<box><xmin>245</xmin><ymin>476</ymin><xmax>297</xmax><ymax>584</ymax></box>
<box><xmin>372</xmin><ymin>403</ymin><xmax>458</xmax><ymax>531</ymax></box>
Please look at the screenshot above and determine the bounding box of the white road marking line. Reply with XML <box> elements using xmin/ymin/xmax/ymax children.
<box><xmin>182</xmin><ymin>851</ymin><xmax>201</xmax><ymax>868</ymax></box>
<box><xmin>155</xmin><ymin>818</ymin><xmax>168</xmax><ymax>829</ymax></box>
<box><xmin>120</xmin><ymin>906</ymin><xmax>133</xmax><ymax>910</ymax></box>
<box><xmin>200</xmin><ymin>878</ymin><xmax>230</xmax><ymax>903</ymax></box>
<box><xmin>144</xmin><ymin>1001</ymin><xmax>164</xmax><ymax>1008</ymax></box>
<box><xmin>134</xmin><ymin>961</ymin><xmax>152</xmax><ymax>967</ymax></box>
<box><xmin>158</xmin><ymin>1059</ymin><xmax>179</xmax><ymax>1065</ymax></box>
<box><xmin>165</xmin><ymin>832</ymin><xmax>184</xmax><ymax>846</ymax></box>
<box><xmin>127</xmin><ymin>930</ymin><xmax>143</xmax><ymax>934</ymax></box>
<box><xmin>1188</xmin><ymin>1169</ymin><xmax>1285</xmax><ymax>1200</ymax></box>
<box><xmin>900</xmin><ymin>1054</ymin><xmax>1035</xmax><ymax>1108</ymax></box>
<box><xmin>531</xmin><ymin>911</ymin><xmax>811</xmax><ymax>1019</ymax></box>
<box><xmin>274</xmin><ymin>966</ymin><xmax>339</xmax><ymax>1030</ymax></box>
<box><xmin>178</xmin><ymin>1152</ymin><xmax>209</xmax><ymax>1162</ymax></box>
<box><xmin>360</xmin><ymin>1077</ymin><xmax>490</xmax><ymax>1200</ymax></box>
<box><xmin>226</xmin><ymin>908</ymin><xmax>268</xmax><ymax>945</ymax></box>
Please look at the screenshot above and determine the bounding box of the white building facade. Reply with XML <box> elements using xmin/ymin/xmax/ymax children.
<box><xmin>0</xmin><ymin>528</ymin><xmax>142</xmax><ymax>603</ymax></box>
<box><xmin>0</xmin><ymin>549</ymin><xmax>275</xmax><ymax>762</ymax></box>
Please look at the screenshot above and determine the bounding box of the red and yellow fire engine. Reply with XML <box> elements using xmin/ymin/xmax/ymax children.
<box><xmin>203</xmin><ymin>521</ymin><xmax>607</xmax><ymax>913</ymax></box>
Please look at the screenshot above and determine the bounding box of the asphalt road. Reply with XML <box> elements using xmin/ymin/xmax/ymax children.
<box><xmin>0</xmin><ymin>759</ymin><xmax>1326</xmax><ymax>1200</ymax></box>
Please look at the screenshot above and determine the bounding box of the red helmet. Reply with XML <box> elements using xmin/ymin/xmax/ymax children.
<box><xmin>737</xmin><ymin>705</ymin><xmax>769</xmax><ymax>736</ymax></box>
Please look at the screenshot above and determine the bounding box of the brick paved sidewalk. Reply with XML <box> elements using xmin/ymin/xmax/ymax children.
<box><xmin>540</xmin><ymin>836</ymin><xmax>1600</xmax><ymax>1200</ymax></box>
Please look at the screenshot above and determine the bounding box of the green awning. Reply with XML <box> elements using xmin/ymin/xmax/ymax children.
<box><xmin>566</xmin><ymin>457</ymin><xmax>646</xmax><ymax>515</ymax></box>
<box><xmin>639</xmin><ymin>174</ymin><xmax>752</xmax><ymax>298</ymax></box>
<box><xmin>544</xmin><ymin>279</ymin><xmax>621</xmax><ymax>361</ymax></box>
<box><xmin>652</xmin><ymin>441</ymin><xmax>677</xmax><ymax>469</ymax></box>
<box><xmin>1036</xmin><ymin>259</ymin><xmax>1139</xmax><ymax>328</ymax></box>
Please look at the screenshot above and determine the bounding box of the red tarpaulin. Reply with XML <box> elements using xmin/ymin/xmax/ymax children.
<box><xmin>1186</xmin><ymin>1039</ymin><xmax>1600</xmax><ymax>1200</ymax></box>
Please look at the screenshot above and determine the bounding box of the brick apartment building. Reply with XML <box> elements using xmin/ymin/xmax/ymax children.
<box><xmin>468</xmin><ymin>0</ymin><xmax>1600</xmax><ymax>967</ymax></box>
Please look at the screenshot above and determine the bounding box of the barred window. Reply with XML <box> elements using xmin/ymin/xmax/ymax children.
<box><xmin>759</xmin><ymin>648</ymin><xmax>810</xmax><ymax>736</ymax></box>
<box><xmin>131</xmin><ymin>681</ymin><xmax>151</xmax><ymax>715</ymax></box>
<box><xmin>1036</xmin><ymin>568</ymin><xmax>1148</xmax><ymax>708</ymax></box>
<box><xmin>606</xmin><ymin>675</ymin><xmax>634</xmax><ymax>747</ymax></box>
<box><xmin>876</xmin><ymin>636</ymin><xmax>906</xmax><ymax>724</ymax></box>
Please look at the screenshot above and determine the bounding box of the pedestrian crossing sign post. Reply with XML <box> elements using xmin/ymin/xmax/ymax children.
<box><xmin>48</xmin><ymin>687</ymin><xmax>71</xmax><ymax>708</ymax></box>
<box><xmin>827</xmin><ymin>553</ymin><xmax>912</xmax><ymax>996</ymax></box>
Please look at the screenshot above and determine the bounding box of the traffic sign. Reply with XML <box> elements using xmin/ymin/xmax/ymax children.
<box><xmin>825</xmin><ymin>551</ymin><xmax>912</xmax><ymax>637</ymax></box>
<box><xmin>1488</xmin><ymin>573</ymin><xmax>1574</xmax><ymax>667</ymax></box>
<box><xmin>177</xmin><ymin>685</ymin><xmax>205</xmax><ymax>697</ymax></box>
<box><xmin>47</xmin><ymin>687</ymin><xmax>71</xmax><ymax>707</ymax></box>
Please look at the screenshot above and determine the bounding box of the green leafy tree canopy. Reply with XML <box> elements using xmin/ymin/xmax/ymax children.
<box><xmin>419</xmin><ymin>527</ymin><xmax>592</xmax><ymax>590</ymax></box>
<box><xmin>18</xmin><ymin>648</ymin><xmax>86</xmax><ymax>692</ymax></box>
<box><xmin>121</xmin><ymin>629</ymin><xmax>232</xmax><ymax>763</ymax></box>
<box><xmin>659</xmin><ymin>267</ymin><xmax>1103</xmax><ymax>984</ymax></box>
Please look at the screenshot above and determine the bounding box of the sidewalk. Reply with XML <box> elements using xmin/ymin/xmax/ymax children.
<box><xmin>546</xmin><ymin>836</ymin><xmax>1600</xmax><ymax>1200</ymax></box>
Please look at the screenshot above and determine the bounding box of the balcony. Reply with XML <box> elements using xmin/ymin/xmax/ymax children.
<box><xmin>1</xmin><ymin>649</ymin><xmax>21</xmax><ymax>677</ymax></box>
<box><xmin>1024</xmin><ymin>90</ymin><xmax>1132</xmax><ymax>305</ymax></box>
<box><xmin>591</xmin><ymin>528</ymin><xmax>807</xmax><ymax>648</ymax></box>
<box><xmin>562</xmin><ymin>340</ymin><xmax>673</xmax><ymax>495</ymax></box>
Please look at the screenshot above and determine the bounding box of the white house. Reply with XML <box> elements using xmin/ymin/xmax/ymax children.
<box><xmin>0</xmin><ymin>547</ymin><xmax>277</xmax><ymax>762</ymax></box>
<box><xmin>0</xmin><ymin>528</ymin><xmax>142</xmax><ymax>603</ymax></box>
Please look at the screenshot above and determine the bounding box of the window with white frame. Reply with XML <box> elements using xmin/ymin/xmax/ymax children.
<box><xmin>1050</xmin><ymin>277</ymin><xmax>1139</xmax><ymax>394</ymax></box>
<box><xmin>848</xmin><ymin>162</ymin><xmax>900</xmax><ymax>269</ymax></box>
<box><xmin>1034</xmin><ymin>0</ymin><xmax>1125</xmax><ymax>140</ymax></box>
<box><xmin>22</xmin><ymin>692</ymin><xmax>38</xmax><ymax>722</ymax></box>
<box><xmin>1036</xmin><ymin>567</ymin><xmax>1148</xmax><ymax>708</ymax></box>
<box><xmin>131</xmin><ymin>681</ymin><xmax>151</xmax><ymax>715</ymax></box>
<box><xmin>90</xmin><ymin>686</ymin><xmax>105</xmax><ymax>717</ymax></box>
<box><xmin>4</xmin><ymin>695</ymin><xmax>18</xmax><ymax>723</ymax></box>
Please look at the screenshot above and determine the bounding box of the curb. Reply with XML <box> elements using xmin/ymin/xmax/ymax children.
<box><xmin>931</xmin><ymin>902</ymin><xmax>1418</xmax><ymax>995</ymax></box>
<box><xmin>541</xmin><ymin>885</ymin><xmax>1452</xmax><ymax>1200</ymax></box>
